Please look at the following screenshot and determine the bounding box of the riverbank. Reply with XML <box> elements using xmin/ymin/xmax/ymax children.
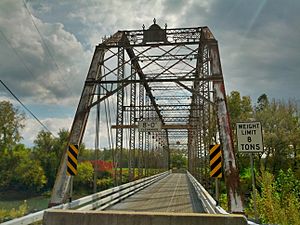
<box><xmin>0</xmin><ymin>191</ymin><xmax>49</xmax><ymax>212</ymax></box>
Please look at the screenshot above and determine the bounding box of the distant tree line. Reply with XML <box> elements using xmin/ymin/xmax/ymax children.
<box><xmin>227</xmin><ymin>91</ymin><xmax>300</xmax><ymax>175</ymax></box>
<box><xmin>0</xmin><ymin>91</ymin><xmax>299</xmax><ymax>224</ymax></box>
<box><xmin>227</xmin><ymin>91</ymin><xmax>300</xmax><ymax>224</ymax></box>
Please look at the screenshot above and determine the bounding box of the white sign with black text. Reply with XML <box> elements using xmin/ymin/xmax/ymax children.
<box><xmin>138</xmin><ymin>120</ymin><xmax>162</xmax><ymax>132</ymax></box>
<box><xmin>236</xmin><ymin>121</ymin><xmax>263</xmax><ymax>153</ymax></box>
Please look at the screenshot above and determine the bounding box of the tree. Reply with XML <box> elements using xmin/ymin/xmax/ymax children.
<box><xmin>227</xmin><ymin>91</ymin><xmax>254</xmax><ymax>168</ymax></box>
<box><xmin>13</xmin><ymin>145</ymin><xmax>47</xmax><ymax>191</ymax></box>
<box><xmin>53</xmin><ymin>129</ymin><xmax>69</xmax><ymax>160</ymax></box>
<box><xmin>32</xmin><ymin>129</ymin><xmax>87</xmax><ymax>188</ymax></box>
<box><xmin>256</xmin><ymin>94</ymin><xmax>269</xmax><ymax>112</ymax></box>
<box><xmin>0</xmin><ymin>144</ymin><xmax>46</xmax><ymax>191</ymax></box>
<box><xmin>0</xmin><ymin>101</ymin><xmax>25</xmax><ymax>150</ymax></box>
<box><xmin>33</xmin><ymin>130</ymin><xmax>56</xmax><ymax>188</ymax></box>
<box><xmin>255</xmin><ymin>99</ymin><xmax>300</xmax><ymax>173</ymax></box>
<box><xmin>227</xmin><ymin>91</ymin><xmax>253</xmax><ymax>140</ymax></box>
<box><xmin>170</xmin><ymin>149</ymin><xmax>187</xmax><ymax>169</ymax></box>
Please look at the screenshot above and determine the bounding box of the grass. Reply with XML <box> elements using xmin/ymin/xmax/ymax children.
<box><xmin>0</xmin><ymin>191</ymin><xmax>49</xmax><ymax>213</ymax></box>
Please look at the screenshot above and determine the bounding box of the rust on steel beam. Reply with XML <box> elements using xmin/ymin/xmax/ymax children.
<box><xmin>203</xmin><ymin>26</ymin><xmax>244</xmax><ymax>213</ymax></box>
<box><xmin>111</xmin><ymin>124</ymin><xmax>192</xmax><ymax>129</ymax></box>
<box><xmin>50</xmin><ymin>32</ymin><xmax>128</xmax><ymax>205</ymax></box>
<box><xmin>49</xmin><ymin>46</ymin><xmax>106</xmax><ymax>206</ymax></box>
<box><xmin>50</xmin><ymin>21</ymin><xmax>242</xmax><ymax>213</ymax></box>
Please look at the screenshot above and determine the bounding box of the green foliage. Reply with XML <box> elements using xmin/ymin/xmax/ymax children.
<box><xmin>170</xmin><ymin>149</ymin><xmax>187</xmax><ymax>169</ymax></box>
<box><xmin>227</xmin><ymin>92</ymin><xmax>300</xmax><ymax>223</ymax></box>
<box><xmin>0</xmin><ymin>148</ymin><xmax>14</xmax><ymax>188</ymax></box>
<box><xmin>74</xmin><ymin>161</ymin><xmax>94</xmax><ymax>187</ymax></box>
<box><xmin>248</xmin><ymin>169</ymin><xmax>300</xmax><ymax>225</ymax></box>
<box><xmin>227</xmin><ymin>91</ymin><xmax>300</xmax><ymax>172</ymax></box>
<box><xmin>96</xmin><ymin>178</ymin><xmax>114</xmax><ymax>190</ymax></box>
<box><xmin>219</xmin><ymin>193</ymin><xmax>228</xmax><ymax>211</ymax></box>
<box><xmin>227</xmin><ymin>91</ymin><xmax>253</xmax><ymax>130</ymax></box>
<box><xmin>276</xmin><ymin>168</ymin><xmax>300</xmax><ymax>201</ymax></box>
<box><xmin>98</xmin><ymin>170</ymin><xmax>112</xmax><ymax>179</ymax></box>
<box><xmin>14</xmin><ymin>153</ymin><xmax>47</xmax><ymax>191</ymax></box>
<box><xmin>0</xmin><ymin>144</ymin><xmax>46</xmax><ymax>192</ymax></box>
<box><xmin>255</xmin><ymin>98</ymin><xmax>300</xmax><ymax>173</ymax></box>
<box><xmin>33</xmin><ymin>129</ymin><xmax>69</xmax><ymax>188</ymax></box>
<box><xmin>239</xmin><ymin>167</ymin><xmax>253</xmax><ymax>199</ymax></box>
<box><xmin>0</xmin><ymin>201</ymin><xmax>28</xmax><ymax>222</ymax></box>
<box><xmin>256</xmin><ymin>94</ymin><xmax>269</xmax><ymax>112</ymax></box>
<box><xmin>0</xmin><ymin>101</ymin><xmax>25</xmax><ymax>150</ymax></box>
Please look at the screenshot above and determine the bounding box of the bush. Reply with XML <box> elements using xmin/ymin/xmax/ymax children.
<box><xmin>96</xmin><ymin>178</ymin><xmax>114</xmax><ymax>190</ymax></box>
<box><xmin>248</xmin><ymin>169</ymin><xmax>300</xmax><ymax>225</ymax></box>
<box><xmin>74</xmin><ymin>161</ymin><xmax>94</xmax><ymax>188</ymax></box>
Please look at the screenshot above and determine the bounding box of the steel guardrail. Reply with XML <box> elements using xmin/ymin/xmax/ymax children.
<box><xmin>187</xmin><ymin>171</ymin><xmax>260</xmax><ymax>225</ymax></box>
<box><xmin>187</xmin><ymin>171</ymin><xmax>228</xmax><ymax>214</ymax></box>
<box><xmin>1</xmin><ymin>170</ymin><xmax>170</xmax><ymax>225</ymax></box>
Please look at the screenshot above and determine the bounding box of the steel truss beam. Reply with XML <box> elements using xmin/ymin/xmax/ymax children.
<box><xmin>50</xmin><ymin>22</ymin><xmax>243</xmax><ymax>213</ymax></box>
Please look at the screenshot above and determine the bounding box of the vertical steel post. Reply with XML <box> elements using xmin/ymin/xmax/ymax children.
<box><xmin>144</xmin><ymin>95</ymin><xmax>150</xmax><ymax>176</ymax></box>
<box><xmin>138</xmin><ymin>83</ymin><xmax>144</xmax><ymax>178</ymax></box>
<box><xmin>205</xmin><ymin>29</ymin><xmax>243</xmax><ymax>212</ymax></box>
<box><xmin>49</xmin><ymin>46</ymin><xmax>105</xmax><ymax>206</ymax></box>
<box><xmin>116</xmin><ymin>46</ymin><xmax>125</xmax><ymax>185</ymax></box>
<box><xmin>129</xmin><ymin>64</ymin><xmax>136</xmax><ymax>181</ymax></box>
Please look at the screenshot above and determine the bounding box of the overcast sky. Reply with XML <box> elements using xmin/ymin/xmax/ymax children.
<box><xmin>0</xmin><ymin>0</ymin><xmax>299</xmax><ymax>148</ymax></box>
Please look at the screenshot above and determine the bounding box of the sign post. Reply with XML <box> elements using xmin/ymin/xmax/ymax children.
<box><xmin>236</xmin><ymin>122</ymin><xmax>263</xmax><ymax>223</ymax></box>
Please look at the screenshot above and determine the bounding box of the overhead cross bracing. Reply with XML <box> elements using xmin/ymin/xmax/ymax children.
<box><xmin>50</xmin><ymin>20</ymin><xmax>243</xmax><ymax>213</ymax></box>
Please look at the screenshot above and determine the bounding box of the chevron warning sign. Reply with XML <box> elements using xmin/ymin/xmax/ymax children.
<box><xmin>209</xmin><ymin>144</ymin><xmax>222</xmax><ymax>178</ymax></box>
<box><xmin>67</xmin><ymin>144</ymin><xmax>78</xmax><ymax>176</ymax></box>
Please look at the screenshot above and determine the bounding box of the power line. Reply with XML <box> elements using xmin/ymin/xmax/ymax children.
<box><xmin>0</xmin><ymin>30</ymin><xmax>36</xmax><ymax>80</ymax></box>
<box><xmin>22</xmin><ymin>0</ymin><xmax>74</xmax><ymax>95</ymax></box>
<box><xmin>0</xmin><ymin>80</ymin><xmax>55</xmax><ymax>137</ymax></box>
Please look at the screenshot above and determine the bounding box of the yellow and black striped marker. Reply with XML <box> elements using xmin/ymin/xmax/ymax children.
<box><xmin>209</xmin><ymin>144</ymin><xmax>222</xmax><ymax>178</ymax></box>
<box><xmin>67</xmin><ymin>144</ymin><xmax>78</xmax><ymax>176</ymax></box>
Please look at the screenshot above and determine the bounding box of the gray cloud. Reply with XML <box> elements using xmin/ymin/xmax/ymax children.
<box><xmin>0</xmin><ymin>0</ymin><xmax>90</xmax><ymax>105</ymax></box>
<box><xmin>1</xmin><ymin>0</ymin><xmax>299</xmax><ymax>148</ymax></box>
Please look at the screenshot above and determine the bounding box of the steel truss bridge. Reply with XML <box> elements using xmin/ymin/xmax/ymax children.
<box><xmin>1</xmin><ymin>21</ymin><xmax>250</xmax><ymax>225</ymax></box>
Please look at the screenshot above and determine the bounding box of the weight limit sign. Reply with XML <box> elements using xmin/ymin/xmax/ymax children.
<box><xmin>236</xmin><ymin>122</ymin><xmax>263</xmax><ymax>153</ymax></box>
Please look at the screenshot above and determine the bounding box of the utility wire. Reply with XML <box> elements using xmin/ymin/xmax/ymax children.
<box><xmin>22</xmin><ymin>0</ymin><xmax>74</xmax><ymax>95</ymax></box>
<box><xmin>0</xmin><ymin>80</ymin><xmax>55</xmax><ymax>136</ymax></box>
<box><xmin>0</xmin><ymin>30</ymin><xmax>36</xmax><ymax>80</ymax></box>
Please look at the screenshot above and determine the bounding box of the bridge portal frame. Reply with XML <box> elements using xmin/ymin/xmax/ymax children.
<box><xmin>49</xmin><ymin>21</ymin><xmax>243</xmax><ymax>213</ymax></box>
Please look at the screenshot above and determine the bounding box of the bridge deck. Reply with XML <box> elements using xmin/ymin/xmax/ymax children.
<box><xmin>107</xmin><ymin>173</ymin><xmax>204</xmax><ymax>213</ymax></box>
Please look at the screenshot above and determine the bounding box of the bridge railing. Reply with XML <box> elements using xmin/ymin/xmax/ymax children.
<box><xmin>187</xmin><ymin>171</ymin><xmax>228</xmax><ymax>214</ymax></box>
<box><xmin>187</xmin><ymin>171</ymin><xmax>260</xmax><ymax>225</ymax></box>
<box><xmin>1</xmin><ymin>170</ymin><xmax>170</xmax><ymax>225</ymax></box>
